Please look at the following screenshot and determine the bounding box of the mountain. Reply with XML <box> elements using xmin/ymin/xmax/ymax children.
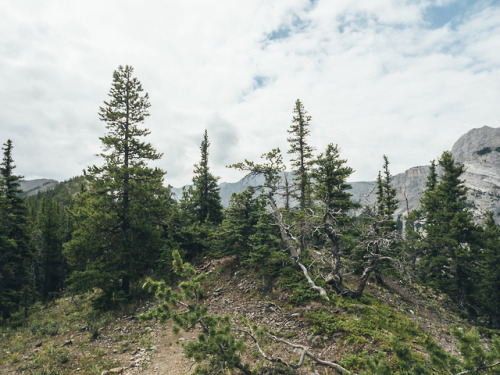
<box><xmin>347</xmin><ymin>125</ymin><xmax>500</xmax><ymax>223</ymax></box>
<box><xmin>182</xmin><ymin>126</ymin><xmax>500</xmax><ymax>223</ymax></box>
<box><xmin>19</xmin><ymin>178</ymin><xmax>59</xmax><ymax>197</ymax></box>
<box><xmin>21</xmin><ymin>126</ymin><xmax>500</xmax><ymax>223</ymax></box>
<box><xmin>452</xmin><ymin>126</ymin><xmax>500</xmax><ymax>222</ymax></box>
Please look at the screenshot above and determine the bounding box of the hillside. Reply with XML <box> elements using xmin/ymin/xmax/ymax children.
<box><xmin>1</xmin><ymin>257</ymin><xmax>491</xmax><ymax>375</ymax></box>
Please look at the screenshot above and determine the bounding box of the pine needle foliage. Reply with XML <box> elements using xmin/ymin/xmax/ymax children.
<box><xmin>63</xmin><ymin>65</ymin><xmax>168</xmax><ymax>307</ymax></box>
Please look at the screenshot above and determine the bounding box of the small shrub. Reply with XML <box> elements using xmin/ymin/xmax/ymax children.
<box><xmin>477</xmin><ymin>147</ymin><xmax>492</xmax><ymax>155</ymax></box>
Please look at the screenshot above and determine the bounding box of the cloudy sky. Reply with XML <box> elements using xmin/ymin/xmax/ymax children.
<box><xmin>1</xmin><ymin>0</ymin><xmax>499</xmax><ymax>187</ymax></box>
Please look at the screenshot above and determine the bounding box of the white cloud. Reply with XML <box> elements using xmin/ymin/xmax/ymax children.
<box><xmin>0</xmin><ymin>0</ymin><xmax>499</xmax><ymax>186</ymax></box>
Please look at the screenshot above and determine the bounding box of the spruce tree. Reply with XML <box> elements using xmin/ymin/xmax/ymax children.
<box><xmin>287</xmin><ymin>99</ymin><xmax>314</xmax><ymax>257</ymax></box>
<box><xmin>183</xmin><ymin>130</ymin><xmax>223</xmax><ymax>225</ymax></box>
<box><xmin>213</xmin><ymin>186</ymin><xmax>263</xmax><ymax>259</ymax></box>
<box><xmin>0</xmin><ymin>140</ymin><xmax>32</xmax><ymax>320</ymax></box>
<box><xmin>180</xmin><ymin>130</ymin><xmax>223</xmax><ymax>259</ymax></box>
<box><xmin>64</xmin><ymin>65</ymin><xmax>168</xmax><ymax>304</ymax></box>
<box><xmin>418</xmin><ymin>151</ymin><xmax>478</xmax><ymax>310</ymax></box>
<box><xmin>477</xmin><ymin>212</ymin><xmax>500</xmax><ymax>328</ymax></box>
<box><xmin>376</xmin><ymin>155</ymin><xmax>398</xmax><ymax>232</ymax></box>
<box><xmin>32</xmin><ymin>197</ymin><xmax>65</xmax><ymax>300</ymax></box>
<box><xmin>310</xmin><ymin>143</ymin><xmax>358</xmax><ymax>295</ymax></box>
<box><xmin>287</xmin><ymin>99</ymin><xmax>314</xmax><ymax>212</ymax></box>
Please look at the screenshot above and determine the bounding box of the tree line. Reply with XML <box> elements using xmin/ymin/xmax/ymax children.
<box><xmin>0</xmin><ymin>65</ymin><xmax>499</xmax><ymax>332</ymax></box>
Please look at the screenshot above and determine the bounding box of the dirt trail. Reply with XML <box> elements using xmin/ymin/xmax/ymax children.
<box><xmin>135</xmin><ymin>321</ymin><xmax>198</xmax><ymax>375</ymax></box>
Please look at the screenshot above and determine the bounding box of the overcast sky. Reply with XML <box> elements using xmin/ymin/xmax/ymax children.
<box><xmin>1</xmin><ymin>0</ymin><xmax>499</xmax><ymax>187</ymax></box>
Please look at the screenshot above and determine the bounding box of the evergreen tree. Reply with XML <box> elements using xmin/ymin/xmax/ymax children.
<box><xmin>0</xmin><ymin>140</ymin><xmax>32</xmax><ymax>320</ymax></box>
<box><xmin>180</xmin><ymin>130</ymin><xmax>223</xmax><ymax>259</ymax></box>
<box><xmin>287</xmin><ymin>99</ymin><xmax>314</xmax><ymax>212</ymax></box>
<box><xmin>32</xmin><ymin>197</ymin><xmax>65</xmax><ymax>300</ymax></box>
<box><xmin>183</xmin><ymin>130</ymin><xmax>223</xmax><ymax>225</ymax></box>
<box><xmin>477</xmin><ymin>212</ymin><xmax>500</xmax><ymax>328</ymax></box>
<box><xmin>213</xmin><ymin>187</ymin><xmax>282</xmax><ymax>288</ymax></box>
<box><xmin>376</xmin><ymin>155</ymin><xmax>398</xmax><ymax>232</ymax></box>
<box><xmin>418</xmin><ymin>151</ymin><xmax>478</xmax><ymax>310</ymax></box>
<box><xmin>403</xmin><ymin>160</ymin><xmax>438</xmax><ymax>277</ymax></box>
<box><xmin>310</xmin><ymin>143</ymin><xmax>358</xmax><ymax>295</ymax></box>
<box><xmin>353</xmin><ymin>155</ymin><xmax>400</xmax><ymax>294</ymax></box>
<box><xmin>287</xmin><ymin>99</ymin><xmax>314</xmax><ymax>258</ymax></box>
<box><xmin>63</xmin><ymin>65</ymin><xmax>168</xmax><ymax>305</ymax></box>
<box><xmin>213</xmin><ymin>186</ymin><xmax>264</xmax><ymax>259</ymax></box>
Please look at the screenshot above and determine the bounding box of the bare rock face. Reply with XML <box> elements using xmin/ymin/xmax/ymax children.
<box><xmin>451</xmin><ymin>126</ymin><xmax>500</xmax><ymax>223</ymax></box>
<box><xmin>19</xmin><ymin>179</ymin><xmax>59</xmax><ymax>196</ymax></box>
<box><xmin>348</xmin><ymin>126</ymin><xmax>500</xmax><ymax>223</ymax></box>
<box><xmin>451</xmin><ymin>126</ymin><xmax>500</xmax><ymax>165</ymax></box>
<box><xmin>391</xmin><ymin>165</ymin><xmax>430</xmax><ymax>215</ymax></box>
<box><xmin>385</xmin><ymin>126</ymin><xmax>500</xmax><ymax>223</ymax></box>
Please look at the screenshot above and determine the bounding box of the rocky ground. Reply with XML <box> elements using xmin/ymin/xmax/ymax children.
<box><xmin>0</xmin><ymin>257</ymin><xmax>466</xmax><ymax>375</ymax></box>
<box><xmin>112</xmin><ymin>257</ymin><xmax>463</xmax><ymax>375</ymax></box>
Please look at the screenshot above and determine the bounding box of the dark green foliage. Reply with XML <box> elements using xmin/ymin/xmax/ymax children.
<box><xmin>279</xmin><ymin>264</ymin><xmax>324</xmax><ymax>305</ymax></box>
<box><xmin>349</xmin><ymin>156</ymin><xmax>400</xmax><ymax>296</ymax></box>
<box><xmin>0</xmin><ymin>140</ymin><xmax>32</xmax><ymax>321</ymax></box>
<box><xmin>213</xmin><ymin>187</ymin><xmax>264</xmax><ymax>259</ymax></box>
<box><xmin>477</xmin><ymin>147</ymin><xmax>492</xmax><ymax>156</ymax></box>
<box><xmin>309</xmin><ymin>143</ymin><xmax>359</xmax><ymax>296</ymax></box>
<box><xmin>246</xmin><ymin>208</ymin><xmax>284</xmax><ymax>288</ymax></box>
<box><xmin>287</xmin><ymin>99</ymin><xmax>314</xmax><ymax>212</ymax></box>
<box><xmin>181</xmin><ymin>130</ymin><xmax>223</xmax><ymax>259</ymax></box>
<box><xmin>213</xmin><ymin>187</ymin><xmax>283</xmax><ymax>288</ymax></box>
<box><xmin>63</xmin><ymin>65</ymin><xmax>169</xmax><ymax>307</ymax></box>
<box><xmin>403</xmin><ymin>160</ymin><xmax>438</xmax><ymax>274</ymax></box>
<box><xmin>477</xmin><ymin>213</ymin><xmax>500</xmax><ymax>328</ymax></box>
<box><xmin>31</xmin><ymin>197</ymin><xmax>66</xmax><ymax>300</ymax></box>
<box><xmin>376</xmin><ymin>155</ymin><xmax>398</xmax><ymax>232</ymax></box>
<box><xmin>183</xmin><ymin>130</ymin><xmax>223</xmax><ymax>226</ymax></box>
<box><xmin>360</xmin><ymin>328</ymin><xmax>500</xmax><ymax>374</ymax></box>
<box><xmin>476</xmin><ymin>147</ymin><xmax>500</xmax><ymax>156</ymax></box>
<box><xmin>418</xmin><ymin>151</ymin><xmax>479</xmax><ymax>311</ymax></box>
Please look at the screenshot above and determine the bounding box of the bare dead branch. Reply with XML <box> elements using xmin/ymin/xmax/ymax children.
<box><xmin>455</xmin><ymin>361</ymin><xmax>500</xmax><ymax>375</ymax></box>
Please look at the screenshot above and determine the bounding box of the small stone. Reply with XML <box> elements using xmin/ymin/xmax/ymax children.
<box><xmin>108</xmin><ymin>367</ymin><xmax>125</xmax><ymax>374</ymax></box>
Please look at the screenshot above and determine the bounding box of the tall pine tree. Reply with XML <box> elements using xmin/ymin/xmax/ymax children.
<box><xmin>477</xmin><ymin>212</ymin><xmax>500</xmax><ymax>327</ymax></box>
<box><xmin>0</xmin><ymin>140</ymin><xmax>32</xmax><ymax>320</ymax></box>
<box><xmin>32</xmin><ymin>197</ymin><xmax>65</xmax><ymax>300</ymax></box>
<box><xmin>183</xmin><ymin>130</ymin><xmax>223</xmax><ymax>225</ymax></box>
<box><xmin>64</xmin><ymin>65</ymin><xmax>168</xmax><ymax>305</ymax></box>
<box><xmin>180</xmin><ymin>130</ymin><xmax>223</xmax><ymax>259</ymax></box>
<box><xmin>287</xmin><ymin>99</ymin><xmax>314</xmax><ymax>212</ymax></box>
<box><xmin>310</xmin><ymin>143</ymin><xmax>358</xmax><ymax>295</ymax></box>
<box><xmin>418</xmin><ymin>151</ymin><xmax>478</xmax><ymax>311</ymax></box>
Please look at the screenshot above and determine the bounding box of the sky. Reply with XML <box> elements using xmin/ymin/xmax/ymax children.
<box><xmin>1</xmin><ymin>0</ymin><xmax>500</xmax><ymax>187</ymax></box>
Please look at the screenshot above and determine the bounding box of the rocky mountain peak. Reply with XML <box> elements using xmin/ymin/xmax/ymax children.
<box><xmin>451</xmin><ymin>125</ymin><xmax>500</xmax><ymax>164</ymax></box>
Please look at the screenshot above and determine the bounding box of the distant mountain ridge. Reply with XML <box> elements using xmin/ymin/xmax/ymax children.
<box><xmin>176</xmin><ymin>125</ymin><xmax>500</xmax><ymax>223</ymax></box>
<box><xmin>19</xmin><ymin>179</ymin><xmax>59</xmax><ymax>197</ymax></box>
<box><xmin>20</xmin><ymin>126</ymin><xmax>500</xmax><ymax>223</ymax></box>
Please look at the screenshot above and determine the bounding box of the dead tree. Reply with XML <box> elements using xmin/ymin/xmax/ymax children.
<box><xmin>231</xmin><ymin>149</ymin><xmax>329</xmax><ymax>301</ymax></box>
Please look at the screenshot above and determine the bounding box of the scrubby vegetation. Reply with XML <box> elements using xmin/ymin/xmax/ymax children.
<box><xmin>1</xmin><ymin>65</ymin><xmax>499</xmax><ymax>373</ymax></box>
